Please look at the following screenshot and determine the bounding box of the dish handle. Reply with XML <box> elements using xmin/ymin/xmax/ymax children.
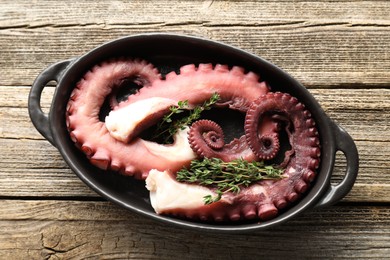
<box><xmin>28</xmin><ymin>59</ymin><xmax>73</xmax><ymax>147</ymax></box>
<box><xmin>314</xmin><ymin>121</ymin><xmax>359</xmax><ymax>208</ymax></box>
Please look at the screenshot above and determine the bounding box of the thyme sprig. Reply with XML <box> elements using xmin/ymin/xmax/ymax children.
<box><xmin>176</xmin><ymin>157</ymin><xmax>284</xmax><ymax>204</ymax></box>
<box><xmin>152</xmin><ymin>93</ymin><xmax>220</xmax><ymax>143</ymax></box>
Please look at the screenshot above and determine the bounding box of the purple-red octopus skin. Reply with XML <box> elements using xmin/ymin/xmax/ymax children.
<box><xmin>153</xmin><ymin>92</ymin><xmax>321</xmax><ymax>222</ymax></box>
<box><xmin>66</xmin><ymin>57</ymin><xmax>320</xmax><ymax>223</ymax></box>
<box><xmin>188</xmin><ymin>119</ymin><xmax>258</xmax><ymax>162</ymax></box>
<box><xmin>66</xmin><ymin>58</ymin><xmax>269</xmax><ymax>179</ymax></box>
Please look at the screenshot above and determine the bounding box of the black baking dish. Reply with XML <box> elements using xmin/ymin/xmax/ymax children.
<box><xmin>28</xmin><ymin>33</ymin><xmax>358</xmax><ymax>232</ymax></box>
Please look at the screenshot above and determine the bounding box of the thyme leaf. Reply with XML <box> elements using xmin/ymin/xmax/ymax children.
<box><xmin>152</xmin><ymin>93</ymin><xmax>220</xmax><ymax>143</ymax></box>
<box><xmin>176</xmin><ymin>157</ymin><xmax>284</xmax><ymax>205</ymax></box>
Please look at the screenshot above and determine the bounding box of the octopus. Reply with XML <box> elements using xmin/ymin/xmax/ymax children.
<box><xmin>66</xmin><ymin>57</ymin><xmax>321</xmax><ymax>222</ymax></box>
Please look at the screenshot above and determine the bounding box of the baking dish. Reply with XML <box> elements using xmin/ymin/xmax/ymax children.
<box><xmin>28</xmin><ymin>33</ymin><xmax>358</xmax><ymax>232</ymax></box>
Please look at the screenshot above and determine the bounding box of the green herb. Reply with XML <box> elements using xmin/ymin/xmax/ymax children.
<box><xmin>152</xmin><ymin>93</ymin><xmax>220</xmax><ymax>143</ymax></box>
<box><xmin>176</xmin><ymin>157</ymin><xmax>284</xmax><ymax>204</ymax></box>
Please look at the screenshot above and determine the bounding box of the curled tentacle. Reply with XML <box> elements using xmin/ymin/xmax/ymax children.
<box><xmin>245</xmin><ymin>92</ymin><xmax>321</xmax><ymax>169</ymax></box>
<box><xmin>188</xmin><ymin>120</ymin><xmax>224</xmax><ymax>156</ymax></box>
<box><xmin>245</xmin><ymin>103</ymin><xmax>281</xmax><ymax>161</ymax></box>
<box><xmin>188</xmin><ymin>119</ymin><xmax>257</xmax><ymax>162</ymax></box>
<box><xmin>244</xmin><ymin>92</ymin><xmax>321</xmax><ymax>213</ymax></box>
<box><xmin>257</xmin><ymin>134</ymin><xmax>280</xmax><ymax>160</ymax></box>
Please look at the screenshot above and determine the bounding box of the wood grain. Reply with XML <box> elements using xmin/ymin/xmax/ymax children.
<box><xmin>0</xmin><ymin>200</ymin><xmax>389</xmax><ymax>259</ymax></box>
<box><xmin>1</xmin><ymin>87</ymin><xmax>389</xmax><ymax>201</ymax></box>
<box><xmin>0</xmin><ymin>1</ymin><xmax>389</xmax><ymax>87</ymax></box>
<box><xmin>1</xmin><ymin>0</ymin><xmax>389</xmax><ymax>258</ymax></box>
<box><xmin>1</xmin><ymin>26</ymin><xmax>389</xmax><ymax>88</ymax></box>
<box><xmin>2</xmin><ymin>0</ymin><xmax>389</xmax><ymax>28</ymax></box>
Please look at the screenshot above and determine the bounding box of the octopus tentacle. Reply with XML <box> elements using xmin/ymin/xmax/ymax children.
<box><xmin>107</xmin><ymin>59</ymin><xmax>161</xmax><ymax>109</ymax></box>
<box><xmin>66</xmin><ymin>58</ymin><xmax>196</xmax><ymax>179</ymax></box>
<box><xmin>67</xmin><ymin>59</ymin><xmax>268</xmax><ymax>179</ymax></box>
<box><xmin>188</xmin><ymin>119</ymin><xmax>257</xmax><ymax>162</ymax></box>
<box><xmin>147</xmin><ymin>92</ymin><xmax>321</xmax><ymax>222</ymax></box>
<box><xmin>245</xmin><ymin>101</ymin><xmax>281</xmax><ymax>161</ymax></box>
<box><xmin>244</xmin><ymin>92</ymin><xmax>321</xmax><ymax>214</ymax></box>
<box><xmin>67</xmin><ymin>57</ymin><xmax>320</xmax><ymax>222</ymax></box>
<box><xmin>116</xmin><ymin>62</ymin><xmax>269</xmax><ymax>112</ymax></box>
<box><xmin>189</xmin><ymin>119</ymin><xmax>225</xmax><ymax>151</ymax></box>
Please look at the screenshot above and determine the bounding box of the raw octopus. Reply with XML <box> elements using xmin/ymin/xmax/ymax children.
<box><xmin>66</xmin><ymin>57</ymin><xmax>320</xmax><ymax>222</ymax></box>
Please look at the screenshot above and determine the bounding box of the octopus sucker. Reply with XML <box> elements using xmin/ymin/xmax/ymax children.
<box><xmin>257</xmin><ymin>203</ymin><xmax>278</xmax><ymax>221</ymax></box>
<box><xmin>214</xmin><ymin>64</ymin><xmax>229</xmax><ymax>73</ymax></box>
<box><xmin>110</xmin><ymin>159</ymin><xmax>121</xmax><ymax>172</ymax></box>
<box><xmin>287</xmin><ymin>192</ymin><xmax>299</xmax><ymax>202</ymax></box>
<box><xmin>67</xmin><ymin>57</ymin><xmax>321</xmax><ymax>223</ymax></box>
<box><xmin>230</xmin><ymin>65</ymin><xmax>245</xmax><ymax>75</ymax></box>
<box><xmin>229</xmin><ymin>208</ymin><xmax>242</xmax><ymax>221</ymax></box>
<box><xmin>89</xmin><ymin>148</ymin><xmax>110</xmax><ymax>170</ymax></box>
<box><xmin>164</xmin><ymin>71</ymin><xmax>178</xmax><ymax>80</ymax></box>
<box><xmin>124</xmin><ymin>165</ymin><xmax>137</xmax><ymax>176</ymax></box>
<box><xmin>273</xmin><ymin>197</ymin><xmax>288</xmax><ymax>209</ymax></box>
<box><xmin>294</xmin><ymin>179</ymin><xmax>308</xmax><ymax>194</ymax></box>
<box><xmin>303</xmin><ymin>170</ymin><xmax>316</xmax><ymax>182</ymax></box>
<box><xmin>81</xmin><ymin>144</ymin><xmax>93</xmax><ymax>156</ymax></box>
<box><xmin>242</xmin><ymin>204</ymin><xmax>257</xmax><ymax>219</ymax></box>
<box><xmin>198</xmin><ymin>63</ymin><xmax>213</xmax><ymax>72</ymax></box>
<box><xmin>180</xmin><ymin>64</ymin><xmax>197</xmax><ymax>74</ymax></box>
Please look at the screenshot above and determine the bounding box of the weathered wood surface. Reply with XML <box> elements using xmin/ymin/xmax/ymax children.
<box><xmin>1</xmin><ymin>87</ymin><xmax>389</xmax><ymax>201</ymax></box>
<box><xmin>0</xmin><ymin>200</ymin><xmax>389</xmax><ymax>259</ymax></box>
<box><xmin>0</xmin><ymin>0</ymin><xmax>389</xmax><ymax>259</ymax></box>
<box><xmin>0</xmin><ymin>1</ymin><xmax>389</xmax><ymax>87</ymax></box>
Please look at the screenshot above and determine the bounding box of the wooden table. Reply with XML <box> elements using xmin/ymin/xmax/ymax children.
<box><xmin>1</xmin><ymin>1</ymin><xmax>389</xmax><ymax>258</ymax></box>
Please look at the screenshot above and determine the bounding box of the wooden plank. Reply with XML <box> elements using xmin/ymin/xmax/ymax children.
<box><xmin>0</xmin><ymin>200</ymin><xmax>389</xmax><ymax>259</ymax></box>
<box><xmin>0</xmin><ymin>86</ymin><xmax>55</xmax><ymax>140</ymax></box>
<box><xmin>0</xmin><ymin>137</ymin><xmax>388</xmax><ymax>202</ymax></box>
<box><xmin>1</xmin><ymin>0</ymin><xmax>388</xmax><ymax>258</ymax></box>
<box><xmin>2</xmin><ymin>87</ymin><xmax>390</xmax><ymax>141</ymax></box>
<box><xmin>310</xmin><ymin>89</ymin><xmax>390</xmax><ymax>142</ymax></box>
<box><xmin>2</xmin><ymin>87</ymin><xmax>388</xmax><ymax>145</ymax></box>
<box><xmin>1</xmin><ymin>26</ymin><xmax>388</xmax><ymax>88</ymax></box>
<box><xmin>0</xmin><ymin>137</ymin><xmax>389</xmax><ymax>202</ymax></box>
<box><xmin>1</xmin><ymin>1</ymin><xmax>389</xmax><ymax>28</ymax></box>
<box><xmin>0</xmin><ymin>86</ymin><xmax>389</xmax><ymax>201</ymax></box>
<box><xmin>0</xmin><ymin>1</ymin><xmax>389</xmax><ymax>87</ymax></box>
<box><xmin>0</xmin><ymin>138</ymin><xmax>97</xmax><ymax>197</ymax></box>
